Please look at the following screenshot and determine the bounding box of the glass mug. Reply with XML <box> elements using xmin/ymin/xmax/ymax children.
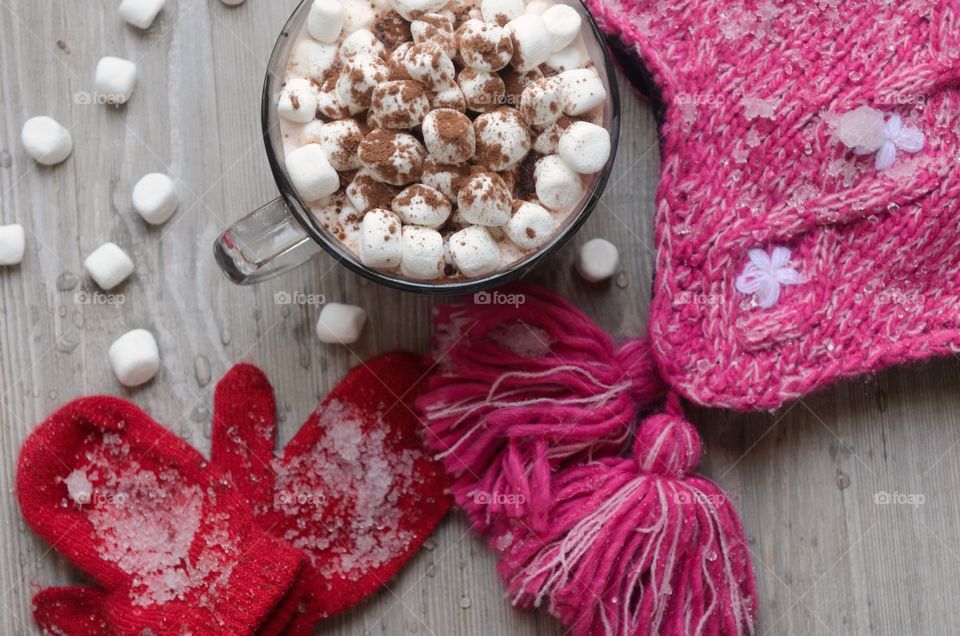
<box><xmin>214</xmin><ymin>0</ymin><xmax>620</xmax><ymax>294</ymax></box>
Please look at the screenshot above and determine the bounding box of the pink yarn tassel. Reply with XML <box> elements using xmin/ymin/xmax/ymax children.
<box><xmin>417</xmin><ymin>284</ymin><xmax>666</xmax><ymax>532</ymax></box>
<box><xmin>495</xmin><ymin>395</ymin><xmax>757</xmax><ymax>636</ymax></box>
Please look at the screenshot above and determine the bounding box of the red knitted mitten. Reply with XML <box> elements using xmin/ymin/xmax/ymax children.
<box><xmin>211</xmin><ymin>353</ymin><xmax>451</xmax><ymax>634</ymax></box>
<box><xmin>18</xmin><ymin>396</ymin><xmax>306</xmax><ymax>636</ymax></box>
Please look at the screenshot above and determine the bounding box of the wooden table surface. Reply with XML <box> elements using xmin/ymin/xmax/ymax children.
<box><xmin>3</xmin><ymin>2</ymin><xmax>960</xmax><ymax>635</ymax></box>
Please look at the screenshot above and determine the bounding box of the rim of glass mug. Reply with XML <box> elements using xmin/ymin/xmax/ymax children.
<box><xmin>214</xmin><ymin>0</ymin><xmax>620</xmax><ymax>294</ymax></box>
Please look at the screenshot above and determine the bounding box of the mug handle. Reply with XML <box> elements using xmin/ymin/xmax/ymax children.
<box><xmin>213</xmin><ymin>197</ymin><xmax>322</xmax><ymax>285</ymax></box>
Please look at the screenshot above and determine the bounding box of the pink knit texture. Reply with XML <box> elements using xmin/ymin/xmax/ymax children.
<box><xmin>585</xmin><ymin>0</ymin><xmax>960</xmax><ymax>410</ymax></box>
<box><xmin>416</xmin><ymin>285</ymin><xmax>756</xmax><ymax>635</ymax></box>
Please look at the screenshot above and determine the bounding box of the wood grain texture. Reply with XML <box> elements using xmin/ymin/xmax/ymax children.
<box><xmin>2</xmin><ymin>1</ymin><xmax>960</xmax><ymax>635</ymax></box>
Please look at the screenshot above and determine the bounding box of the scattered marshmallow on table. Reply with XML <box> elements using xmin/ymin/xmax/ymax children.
<box><xmin>542</xmin><ymin>4</ymin><xmax>581</xmax><ymax>52</ymax></box>
<box><xmin>505</xmin><ymin>201</ymin><xmax>556</xmax><ymax>249</ymax></box>
<box><xmin>559</xmin><ymin>68</ymin><xmax>606</xmax><ymax>116</ymax></box>
<box><xmin>108</xmin><ymin>329</ymin><xmax>160</xmax><ymax>387</ymax></box>
<box><xmin>458</xmin><ymin>172</ymin><xmax>512</xmax><ymax>226</ymax></box>
<box><xmin>84</xmin><ymin>242</ymin><xmax>134</xmax><ymax>290</ymax></box>
<box><xmin>449</xmin><ymin>225</ymin><xmax>501</xmax><ymax>277</ymax></box>
<box><xmin>506</xmin><ymin>15</ymin><xmax>551</xmax><ymax>71</ymax></box>
<box><xmin>558</xmin><ymin>121</ymin><xmax>611</xmax><ymax>173</ymax></box>
<box><xmin>576</xmin><ymin>238</ymin><xmax>619</xmax><ymax>283</ymax></box>
<box><xmin>308</xmin><ymin>0</ymin><xmax>345</xmax><ymax>42</ymax></box>
<box><xmin>220</xmin><ymin>0</ymin><xmax>247</xmax><ymax>5</ymax></box>
<box><xmin>0</xmin><ymin>224</ymin><xmax>26</xmax><ymax>266</ymax></box>
<box><xmin>20</xmin><ymin>117</ymin><xmax>73</xmax><ymax>166</ymax></box>
<box><xmin>118</xmin><ymin>0</ymin><xmax>165</xmax><ymax>29</ymax></box>
<box><xmin>132</xmin><ymin>173</ymin><xmax>179</xmax><ymax>225</ymax></box>
<box><xmin>94</xmin><ymin>57</ymin><xmax>138</xmax><ymax>105</ymax></box>
<box><xmin>535</xmin><ymin>154</ymin><xmax>583</xmax><ymax>211</ymax></box>
<box><xmin>285</xmin><ymin>144</ymin><xmax>340</xmax><ymax>201</ymax></box>
<box><xmin>400</xmin><ymin>225</ymin><xmax>445</xmax><ymax>280</ymax></box>
<box><xmin>278</xmin><ymin>78</ymin><xmax>320</xmax><ymax>124</ymax></box>
<box><xmin>392</xmin><ymin>184</ymin><xmax>452</xmax><ymax>227</ymax></box>
<box><xmin>481</xmin><ymin>0</ymin><xmax>524</xmax><ymax>25</ymax></box>
<box><xmin>359</xmin><ymin>208</ymin><xmax>403</xmax><ymax>268</ymax></box>
<box><xmin>316</xmin><ymin>303</ymin><xmax>367</xmax><ymax>344</ymax></box>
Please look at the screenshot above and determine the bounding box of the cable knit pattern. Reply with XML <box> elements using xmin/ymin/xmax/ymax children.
<box><xmin>585</xmin><ymin>0</ymin><xmax>960</xmax><ymax>410</ymax></box>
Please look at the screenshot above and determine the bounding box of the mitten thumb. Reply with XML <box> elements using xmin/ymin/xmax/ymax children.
<box><xmin>33</xmin><ymin>586</ymin><xmax>111</xmax><ymax>636</ymax></box>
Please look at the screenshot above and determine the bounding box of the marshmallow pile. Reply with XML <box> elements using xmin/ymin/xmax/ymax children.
<box><xmin>280</xmin><ymin>0</ymin><xmax>613</xmax><ymax>280</ymax></box>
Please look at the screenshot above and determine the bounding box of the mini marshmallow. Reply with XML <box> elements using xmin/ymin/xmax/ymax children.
<box><xmin>109</xmin><ymin>329</ymin><xmax>160</xmax><ymax>387</ymax></box>
<box><xmin>507</xmin><ymin>14</ymin><xmax>551</xmax><ymax>71</ymax></box>
<box><xmin>502</xmin><ymin>67</ymin><xmax>543</xmax><ymax>104</ymax></box>
<box><xmin>370</xmin><ymin>80</ymin><xmax>430</xmax><ymax>129</ymax></box>
<box><xmin>559</xmin><ymin>68</ymin><xmax>606</xmax><ymax>116</ymax></box>
<box><xmin>278</xmin><ymin>77</ymin><xmax>320</xmax><ymax>124</ymax></box>
<box><xmin>545</xmin><ymin>43</ymin><xmax>588</xmax><ymax>72</ymax></box>
<box><xmin>431</xmin><ymin>85</ymin><xmax>467</xmax><ymax>111</ymax></box>
<box><xmin>387</xmin><ymin>42</ymin><xmax>415</xmax><ymax>80</ymax></box>
<box><xmin>337</xmin><ymin>202</ymin><xmax>364</xmax><ymax>243</ymax></box>
<box><xmin>339</xmin><ymin>29</ymin><xmax>387</xmax><ymax>62</ymax></box>
<box><xmin>132</xmin><ymin>173</ymin><xmax>179</xmax><ymax>225</ymax></box>
<box><xmin>316</xmin><ymin>303</ymin><xmax>368</xmax><ymax>344</ymax></box>
<box><xmin>21</xmin><ymin>117</ymin><xmax>73</xmax><ymax>166</ymax></box>
<box><xmin>118</xmin><ymin>0</ymin><xmax>165</xmax><ymax>29</ymax></box>
<box><xmin>422</xmin><ymin>158</ymin><xmax>471</xmax><ymax>200</ymax></box>
<box><xmin>400</xmin><ymin>225</ymin><xmax>445</xmax><ymax>280</ymax></box>
<box><xmin>474</xmin><ymin>107</ymin><xmax>531</xmax><ymax>171</ymax></box>
<box><xmin>505</xmin><ymin>201</ymin><xmax>556</xmax><ymax>249</ymax></box>
<box><xmin>314</xmin><ymin>119</ymin><xmax>364</xmax><ymax>171</ymax></box>
<box><xmin>0</xmin><ymin>224</ymin><xmax>25</xmax><ymax>266</ymax></box>
<box><xmin>392</xmin><ymin>183</ymin><xmax>452</xmax><ymax>227</ymax></box>
<box><xmin>403</xmin><ymin>40</ymin><xmax>456</xmax><ymax>90</ymax></box>
<box><xmin>346</xmin><ymin>171</ymin><xmax>400</xmax><ymax>211</ymax></box>
<box><xmin>456</xmin><ymin>19</ymin><xmax>513</xmax><ymax>72</ymax></box>
<box><xmin>308</xmin><ymin>0</ymin><xmax>345</xmax><ymax>42</ymax></box>
<box><xmin>520</xmin><ymin>76</ymin><xmax>564</xmax><ymax>127</ymax></box>
<box><xmin>336</xmin><ymin>55</ymin><xmax>390</xmax><ymax>110</ymax></box>
<box><xmin>94</xmin><ymin>57</ymin><xmax>138</xmax><ymax>105</ymax></box>
<box><xmin>535</xmin><ymin>154</ymin><xmax>583</xmax><ymax>211</ymax></box>
<box><xmin>84</xmin><ymin>242</ymin><xmax>134</xmax><ymax>290</ymax></box>
<box><xmin>316</xmin><ymin>76</ymin><xmax>353</xmax><ymax>118</ymax></box>
<box><xmin>392</xmin><ymin>0</ymin><xmax>448</xmax><ymax>20</ymax></box>
<box><xmin>532</xmin><ymin>117</ymin><xmax>571</xmax><ymax>154</ymax></box>
<box><xmin>358</xmin><ymin>130</ymin><xmax>426</xmax><ymax>185</ymax></box>
<box><xmin>422</xmin><ymin>108</ymin><xmax>476</xmax><ymax>164</ymax></box>
<box><xmin>458</xmin><ymin>68</ymin><xmax>505</xmax><ymax>113</ymax></box>
<box><xmin>286</xmin><ymin>144</ymin><xmax>340</xmax><ymax>201</ymax></box>
<box><xmin>524</xmin><ymin>0</ymin><xmax>551</xmax><ymax>15</ymax></box>
<box><xmin>358</xmin><ymin>208</ymin><xmax>403</xmax><ymax>268</ymax></box>
<box><xmin>288</xmin><ymin>39</ymin><xmax>338</xmax><ymax>82</ymax></box>
<box><xmin>458</xmin><ymin>172</ymin><xmax>512</xmax><ymax>226</ymax></box>
<box><xmin>449</xmin><ymin>225</ymin><xmax>501</xmax><ymax>277</ymax></box>
<box><xmin>343</xmin><ymin>0</ymin><xmax>377</xmax><ymax>33</ymax></box>
<box><xmin>542</xmin><ymin>4</ymin><xmax>581</xmax><ymax>52</ymax></box>
<box><xmin>576</xmin><ymin>237</ymin><xmax>619</xmax><ymax>283</ymax></box>
<box><xmin>558</xmin><ymin>121</ymin><xmax>611</xmax><ymax>173</ymax></box>
<box><xmin>481</xmin><ymin>0</ymin><xmax>524</xmax><ymax>25</ymax></box>
<box><xmin>411</xmin><ymin>14</ymin><xmax>456</xmax><ymax>57</ymax></box>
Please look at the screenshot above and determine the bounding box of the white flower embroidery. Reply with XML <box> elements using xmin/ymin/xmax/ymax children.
<box><xmin>853</xmin><ymin>113</ymin><xmax>925</xmax><ymax>171</ymax></box>
<box><xmin>735</xmin><ymin>246</ymin><xmax>803</xmax><ymax>309</ymax></box>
